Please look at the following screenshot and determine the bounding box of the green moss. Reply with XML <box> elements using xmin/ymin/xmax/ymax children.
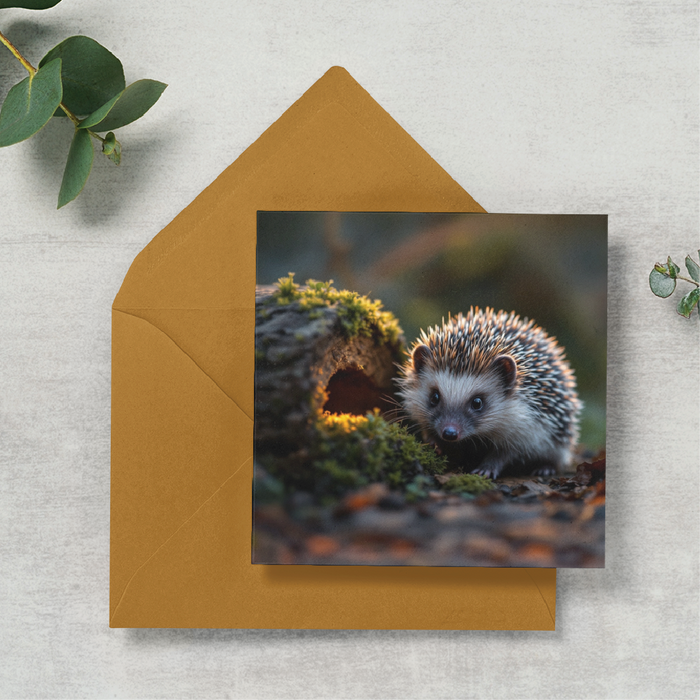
<box><xmin>312</xmin><ymin>410</ymin><xmax>447</xmax><ymax>494</ymax></box>
<box><xmin>269</xmin><ymin>273</ymin><xmax>402</xmax><ymax>347</ymax></box>
<box><xmin>442</xmin><ymin>473</ymin><xmax>495</xmax><ymax>496</ymax></box>
<box><xmin>263</xmin><ymin>409</ymin><xmax>447</xmax><ymax>498</ymax></box>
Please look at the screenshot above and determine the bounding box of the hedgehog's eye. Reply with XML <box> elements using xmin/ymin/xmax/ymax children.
<box><xmin>429</xmin><ymin>390</ymin><xmax>440</xmax><ymax>407</ymax></box>
<box><xmin>471</xmin><ymin>396</ymin><xmax>484</xmax><ymax>411</ymax></box>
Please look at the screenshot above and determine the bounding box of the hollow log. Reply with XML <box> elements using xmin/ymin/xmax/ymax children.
<box><xmin>254</xmin><ymin>285</ymin><xmax>404</xmax><ymax>458</ymax></box>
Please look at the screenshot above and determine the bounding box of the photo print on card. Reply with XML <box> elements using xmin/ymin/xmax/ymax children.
<box><xmin>253</xmin><ymin>212</ymin><xmax>607</xmax><ymax>567</ymax></box>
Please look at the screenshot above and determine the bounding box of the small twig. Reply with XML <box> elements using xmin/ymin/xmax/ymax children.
<box><xmin>59</xmin><ymin>103</ymin><xmax>81</xmax><ymax>127</ymax></box>
<box><xmin>86</xmin><ymin>129</ymin><xmax>105</xmax><ymax>143</ymax></box>
<box><xmin>0</xmin><ymin>28</ymin><xmax>35</xmax><ymax>75</ymax></box>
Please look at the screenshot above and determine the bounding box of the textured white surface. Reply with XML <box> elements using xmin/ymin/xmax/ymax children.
<box><xmin>1</xmin><ymin>1</ymin><xmax>698</xmax><ymax>698</ymax></box>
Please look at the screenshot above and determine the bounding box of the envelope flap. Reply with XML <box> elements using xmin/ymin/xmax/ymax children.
<box><xmin>117</xmin><ymin>308</ymin><xmax>254</xmax><ymax>418</ymax></box>
<box><xmin>113</xmin><ymin>67</ymin><xmax>484</xmax><ymax>312</ymax></box>
<box><xmin>111</xmin><ymin>310</ymin><xmax>252</xmax><ymax>616</ymax></box>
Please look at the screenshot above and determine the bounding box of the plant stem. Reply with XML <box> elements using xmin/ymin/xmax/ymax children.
<box><xmin>676</xmin><ymin>275</ymin><xmax>699</xmax><ymax>287</ymax></box>
<box><xmin>60</xmin><ymin>105</ymin><xmax>81</xmax><ymax>127</ymax></box>
<box><xmin>0</xmin><ymin>28</ymin><xmax>36</xmax><ymax>75</ymax></box>
<box><xmin>87</xmin><ymin>129</ymin><xmax>105</xmax><ymax>143</ymax></box>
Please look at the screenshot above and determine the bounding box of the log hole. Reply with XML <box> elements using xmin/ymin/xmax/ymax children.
<box><xmin>323</xmin><ymin>367</ymin><xmax>390</xmax><ymax>416</ymax></box>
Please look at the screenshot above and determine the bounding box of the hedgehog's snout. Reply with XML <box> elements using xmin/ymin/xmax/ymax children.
<box><xmin>441</xmin><ymin>425</ymin><xmax>460</xmax><ymax>442</ymax></box>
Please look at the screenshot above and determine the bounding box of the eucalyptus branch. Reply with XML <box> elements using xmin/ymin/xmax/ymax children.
<box><xmin>649</xmin><ymin>253</ymin><xmax>700</xmax><ymax>318</ymax></box>
<box><xmin>0</xmin><ymin>2</ymin><xmax>166</xmax><ymax>208</ymax></box>
<box><xmin>1</xmin><ymin>29</ymin><xmax>97</xmax><ymax>130</ymax></box>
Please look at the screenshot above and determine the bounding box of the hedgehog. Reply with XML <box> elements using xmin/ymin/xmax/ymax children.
<box><xmin>395</xmin><ymin>307</ymin><xmax>582</xmax><ymax>479</ymax></box>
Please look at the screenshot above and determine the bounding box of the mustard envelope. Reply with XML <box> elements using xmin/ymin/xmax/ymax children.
<box><xmin>110</xmin><ymin>66</ymin><xmax>557</xmax><ymax>629</ymax></box>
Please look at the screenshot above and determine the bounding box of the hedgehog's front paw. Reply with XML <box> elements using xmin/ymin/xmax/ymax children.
<box><xmin>531</xmin><ymin>465</ymin><xmax>556</xmax><ymax>477</ymax></box>
<box><xmin>470</xmin><ymin>466</ymin><xmax>502</xmax><ymax>480</ymax></box>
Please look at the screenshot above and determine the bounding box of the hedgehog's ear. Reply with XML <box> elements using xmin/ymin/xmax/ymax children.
<box><xmin>412</xmin><ymin>344</ymin><xmax>432</xmax><ymax>374</ymax></box>
<box><xmin>492</xmin><ymin>354</ymin><xmax>517</xmax><ymax>393</ymax></box>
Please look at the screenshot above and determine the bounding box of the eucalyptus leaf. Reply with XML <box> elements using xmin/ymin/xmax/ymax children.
<box><xmin>676</xmin><ymin>288</ymin><xmax>700</xmax><ymax>318</ymax></box>
<box><xmin>0</xmin><ymin>0</ymin><xmax>61</xmax><ymax>7</ymax></box>
<box><xmin>649</xmin><ymin>268</ymin><xmax>676</xmax><ymax>298</ymax></box>
<box><xmin>39</xmin><ymin>36</ymin><xmax>124</xmax><ymax>117</ymax></box>
<box><xmin>79</xmin><ymin>93</ymin><xmax>120</xmax><ymax>130</ymax></box>
<box><xmin>666</xmin><ymin>256</ymin><xmax>680</xmax><ymax>279</ymax></box>
<box><xmin>80</xmin><ymin>79</ymin><xmax>167</xmax><ymax>131</ymax></box>
<box><xmin>0</xmin><ymin>58</ymin><xmax>62</xmax><ymax>147</ymax></box>
<box><xmin>685</xmin><ymin>256</ymin><xmax>700</xmax><ymax>283</ymax></box>
<box><xmin>58</xmin><ymin>128</ymin><xmax>94</xmax><ymax>208</ymax></box>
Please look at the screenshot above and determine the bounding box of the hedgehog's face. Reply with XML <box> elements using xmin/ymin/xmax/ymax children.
<box><xmin>404</xmin><ymin>344</ymin><xmax>518</xmax><ymax>444</ymax></box>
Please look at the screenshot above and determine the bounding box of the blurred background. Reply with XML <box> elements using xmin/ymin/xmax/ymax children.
<box><xmin>257</xmin><ymin>212</ymin><xmax>607</xmax><ymax>453</ymax></box>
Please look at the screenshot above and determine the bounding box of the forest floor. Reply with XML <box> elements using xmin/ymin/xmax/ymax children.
<box><xmin>252</xmin><ymin>456</ymin><xmax>605</xmax><ymax>568</ymax></box>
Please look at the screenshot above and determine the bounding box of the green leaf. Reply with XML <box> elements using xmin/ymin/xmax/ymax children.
<box><xmin>79</xmin><ymin>79</ymin><xmax>167</xmax><ymax>131</ymax></box>
<box><xmin>676</xmin><ymin>288</ymin><xmax>700</xmax><ymax>318</ymax></box>
<box><xmin>39</xmin><ymin>36</ymin><xmax>124</xmax><ymax>117</ymax></box>
<box><xmin>649</xmin><ymin>268</ymin><xmax>676</xmax><ymax>298</ymax></box>
<box><xmin>685</xmin><ymin>256</ymin><xmax>700</xmax><ymax>284</ymax></box>
<box><xmin>79</xmin><ymin>93</ymin><xmax>120</xmax><ymax>129</ymax></box>
<box><xmin>58</xmin><ymin>128</ymin><xmax>94</xmax><ymax>208</ymax></box>
<box><xmin>0</xmin><ymin>58</ymin><xmax>62</xmax><ymax>147</ymax></box>
<box><xmin>667</xmin><ymin>256</ymin><xmax>680</xmax><ymax>279</ymax></box>
<box><xmin>0</xmin><ymin>0</ymin><xmax>61</xmax><ymax>7</ymax></box>
<box><xmin>102</xmin><ymin>131</ymin><xmax>121</xmax><ymax>165</ymax></box>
